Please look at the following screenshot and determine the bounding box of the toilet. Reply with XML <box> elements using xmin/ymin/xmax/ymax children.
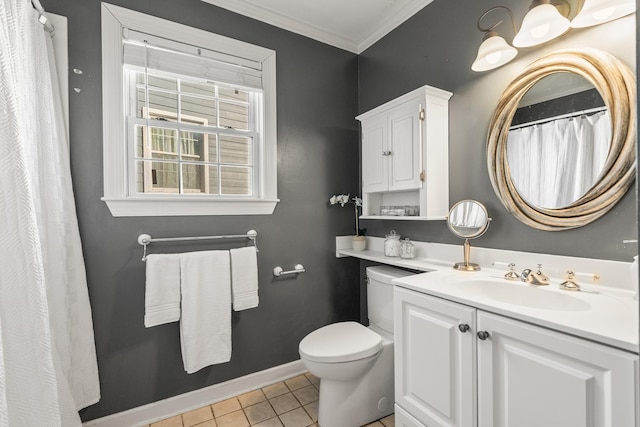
<box><xmin>299</xmin><ymin>266</ymin><xmax>415</xmax><ymax>427</ymax></box>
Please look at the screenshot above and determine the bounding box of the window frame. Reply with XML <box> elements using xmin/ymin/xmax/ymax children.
<box><xmin>101</xmin><ymin>3</ymin><xmax>278</xmax><ymax>216</ymax></box>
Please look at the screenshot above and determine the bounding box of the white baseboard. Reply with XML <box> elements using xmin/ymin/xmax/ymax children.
<box><xmin>83</xmin><ymin>360</ymin><xmax>306</xmax><ymax>427</ymax></box>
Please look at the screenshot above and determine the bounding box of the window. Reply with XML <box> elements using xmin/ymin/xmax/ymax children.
<box><xmin>101</xmin><ymin>3</ymin><xmax>277</xmax><ymax>216</ymax></box>
<box><xmin>130</xmin><ymin>75</ymin><xmax>255</xmax><ymax>196</ymax></box>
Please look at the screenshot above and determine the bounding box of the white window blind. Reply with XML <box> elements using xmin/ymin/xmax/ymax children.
<box><xmin>123</xmin><ymin>30</ymin><xmax>264</xmax><ymax>90</ymax></box>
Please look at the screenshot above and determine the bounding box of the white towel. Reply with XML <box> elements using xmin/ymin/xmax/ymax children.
<box><xmin>144</xmin><ymin>254</ymin><xmax>181</xmax><ymax>327</ymax></box>
<box><xmin>230</xmin><ymin>246</ymin><xmax>259</xmax><ymax>311</ymax></box>
<box><xmin>180</xmin><ymin>250</ymin><xmax>232</xmax><ymax>373</ymax></box>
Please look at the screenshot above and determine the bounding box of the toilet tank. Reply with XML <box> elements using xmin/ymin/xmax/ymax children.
<box><xmin>366</xmin><ymin>266</ymin><xmax>416</xmax><ymax>334</ymax></box>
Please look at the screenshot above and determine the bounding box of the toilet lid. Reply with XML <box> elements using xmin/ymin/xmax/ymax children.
<box><xmin>299</xmin><ymin>321</ymin><xmax>382</xmax><ymax>363</ymax></box>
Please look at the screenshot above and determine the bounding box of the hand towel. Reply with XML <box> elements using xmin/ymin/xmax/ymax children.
<box><xmin>144</xmin><ymin>254</ymin><xmax>181</xmax><ymax>327</ymax></box>
<box><xmin>180</xmin><ymin>250</ymin><xmax>231</xmax><ymax>373</ymax></box>
<box><xmin>230</xmin><ymin>246</ymin><xmax>259</xmax><ymax>311</ymax></box>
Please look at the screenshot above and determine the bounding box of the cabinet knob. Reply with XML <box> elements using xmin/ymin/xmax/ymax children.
<box><xmin>382</xmin><ymin>150</ymin><xmax>392</xmax><ymax>156</ymax></box>
<box><xmin>477</xmin><ymin>330</ymin><xmax>490</xmax><ymax>340</ymax></box>
<box><xmin>458</xmin><ymin>324</ymin><xmax>470</xmax><ymax>333</ymax></box>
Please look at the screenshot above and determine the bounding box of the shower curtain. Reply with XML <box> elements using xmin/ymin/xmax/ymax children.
<box><xmin>507</xmin><ymin>111</ymin><xmax>610</xmax><ymax>209</ymax></box>
<box><xmin>0</xmin><ymin>2</ymin><xmax>100</xmax><ymax>425</ymax></box>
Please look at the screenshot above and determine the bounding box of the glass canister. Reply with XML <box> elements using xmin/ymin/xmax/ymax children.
<box><xmin>400</xmin><ymin>238</ymin><xmax>415</xmax><ymax>259</ymax></box>
<box><xmin>384</xmin><ymin>230</ymin><xmax>402</xmax><ymax>257</ymax></box>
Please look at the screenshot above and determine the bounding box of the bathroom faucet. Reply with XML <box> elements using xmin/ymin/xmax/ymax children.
<box><xmin>520</xmin><ymin>264</ymin><xmax>550</xmax><ymax>286</ymax></box>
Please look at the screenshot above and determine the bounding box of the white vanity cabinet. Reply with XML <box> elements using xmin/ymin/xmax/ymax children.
<box><xmin>394</xmin><ymin>286</ymin><xmax>639</xmax><ymax>427</ymax></box>
<box><xmin>394</xmin><ymin>286</ymin><xmax>476</xmax><ymax>427</ymax></box>
<box><xmin>357</xmin><ymin>85</ymin><xmax>452</xmax><ymax>220</ymax></box>
<box><xmin>476</xmin><ymin>311</ymin><xmax>637</xmax><ymax>427</ymax></box>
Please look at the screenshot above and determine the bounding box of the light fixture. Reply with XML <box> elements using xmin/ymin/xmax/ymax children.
<box><xmin>571</xmin><ymin>0</ymin><xmax>636</xmax><ymax>28</ymax></box>
<box><xmin>513</xmin><ymin>0</ymin><xmax>571</xmax><ymax>47</ymax></box>
<box><xmin>471</xmin><ymin>0</ymin><xmax>635</xmax><ymax>72</ymax></box>
<box><xmin>471</xmin><ymin>6</ymin><xmax>518</xmax><ymax>72</ymax></box>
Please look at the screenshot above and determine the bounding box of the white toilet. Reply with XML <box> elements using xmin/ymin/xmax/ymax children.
<box><xmin>299</xmin><ymin>266</ymin><xmax>415</xmax><ymax>427</ymax></box>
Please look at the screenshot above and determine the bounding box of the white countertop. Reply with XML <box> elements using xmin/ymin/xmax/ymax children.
<box><xmin>394</xmin><ymin>269</ymin><xmax>638</xmax><ymax>354</ymax></box>
<box><xmin>336</xmin><ymin>236</ymin><xmax>639</xmax><ymax>354</ymax></box>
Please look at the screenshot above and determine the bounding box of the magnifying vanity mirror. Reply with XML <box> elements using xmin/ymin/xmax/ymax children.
<box><xmin>487</xmin><ymin>48</ymin><xmax>636</xmax><ymax>230</ymax></box>
<box><xmin>447</xmin><ymin>200</ymin><xmax>490</xmax><ymax>271</ymax></box>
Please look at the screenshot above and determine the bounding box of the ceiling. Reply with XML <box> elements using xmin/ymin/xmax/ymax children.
<box><xmin>200</xmin><ymin>0</ymin><xmax>435</xmax><ymax>54</ymax></box>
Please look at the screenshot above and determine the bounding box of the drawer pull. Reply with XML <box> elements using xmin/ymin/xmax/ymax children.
<box><xmin>458</xmin><ymin>324</ymin><xmax>470</xmax><ymax>333</ymax></box>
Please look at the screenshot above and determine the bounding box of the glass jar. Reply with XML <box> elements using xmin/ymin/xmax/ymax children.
<box><xmin>384</xmin><ymin>230</ymin><xmax>402</xmax><ymax>257</ymax></box>
<box><xmin>400</xmin><ymin>238</ymin><xmax>415</xmax><ymax>259</ymax></box>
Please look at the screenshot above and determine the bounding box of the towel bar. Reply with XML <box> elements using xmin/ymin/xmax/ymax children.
<box><xmin>138</xmin><ymin>230</ymin><xmax>258</xmax><ymax>261</ymax></box>
<box><xmin>273</xmin><ymin>264</ymin><xmax>305</xmax><ymax>277</ymax></box>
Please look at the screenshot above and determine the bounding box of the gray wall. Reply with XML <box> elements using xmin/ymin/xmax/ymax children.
<box><xmin>43</xmin><ymin>0</ymin><xmax>361</xmax><ymax>420</ymax></box>
<box><xmin>358</xmin><ymin>0</ymin><xmax>637</xmax><ymax>262</ymax></box>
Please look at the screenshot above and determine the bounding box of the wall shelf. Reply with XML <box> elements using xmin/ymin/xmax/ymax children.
<box><xmin>360</xmin><ymin>215</ymin><xmax>446</xmax><ymax>221</ymax></box>
<box><xmin>335</xmin><ymin>236</ymin><xmax>635</xmax><ymax>293</ymax></box>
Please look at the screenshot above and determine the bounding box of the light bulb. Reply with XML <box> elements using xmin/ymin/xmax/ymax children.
<box><xmin>571</xmin><ymin>0</ymin><xmax>635</xmax><ymax>28</ymax></box>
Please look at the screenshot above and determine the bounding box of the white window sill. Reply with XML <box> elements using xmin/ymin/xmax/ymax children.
<box><xmin>102</xmin><ymin>197</ymin><xmax>279</xmax><ymax>217</ymax></box>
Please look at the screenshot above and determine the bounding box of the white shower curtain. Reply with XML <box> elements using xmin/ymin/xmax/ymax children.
<box><xmin>0</xmin><ymin>2</ymin><xmax>100</xmax><ymax>426</ymax></box>
<box><xmin>507</xmin><ymin>111</ymin><xmax>610</xmax><ymax>209</ymax></box>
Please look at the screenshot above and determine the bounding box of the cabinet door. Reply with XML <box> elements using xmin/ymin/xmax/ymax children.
<box><xmin>477</xmin><ymin>311</ymin><xmax>638</xmax><ymax>427</ymax></box>
<box><xmin>361</xmin><ymin>114</ymin><xmax>388</xmax><ymax>193</ymax></box>
<box><xmin>395</xmin><ymin>404</ymin><xmax>426</xmax><ymax>427</ymax></box>
<box><xmin>395</xmin><ymin>287</ymin><xmax>476</xmax><ymax>427</ymax></box>
<box><xmin>388</xmin><ymin>100</ymin><xmax>422</xmax><ymax>191</ymax></box>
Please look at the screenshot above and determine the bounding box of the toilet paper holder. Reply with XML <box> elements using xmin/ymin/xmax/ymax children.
<box><xmin>273</xmin><ymin>264</ymin><xmax>305</xmax><ymax>277</ymax></box>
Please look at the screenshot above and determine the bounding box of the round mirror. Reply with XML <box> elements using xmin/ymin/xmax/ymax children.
<box><xmin>447</xmin><ymin>200</ymin><xmax>490</xmax><ymax>239</ymax></box>
<box><xmin>447</xmin><ymin>200</ymin><xmax>490</xmax><ymax>271</ymax></box>
<box><xmin>487</xmin><ymin>48</ymin><xmax>636</xmax><ymax>230</ymax></box>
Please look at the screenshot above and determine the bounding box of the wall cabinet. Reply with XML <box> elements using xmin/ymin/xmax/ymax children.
<box><xmin>394</xmin><ymin>286</ymin><xmax>639</xmax><ymax>427</ymax></box>
<box><xmin>357</xmin><ymin>85</ymin><xmax>452</xmax><ymax>220</ymax></box>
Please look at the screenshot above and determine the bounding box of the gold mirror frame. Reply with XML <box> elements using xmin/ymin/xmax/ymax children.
<box><xmin>487</xmin><ymin>48</ymin><xmax>636</xmax><ymax>231</ymax></box>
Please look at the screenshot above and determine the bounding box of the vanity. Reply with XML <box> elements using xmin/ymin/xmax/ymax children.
<box><xmin>393</xmin><ymin>270</ymin><xmax>638</xmax><ymax>427</ymax></box>
<box><xmin>337</xmin><ymin>237</ymin><xmax>639</xmax><ymax>427</ymax></box>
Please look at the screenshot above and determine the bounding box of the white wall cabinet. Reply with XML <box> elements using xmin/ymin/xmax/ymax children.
<box><xmin>394</xmin><ymin>286</ymin><xmax>639</xmax><ymax>427</ymax></box>
<box><xmin>357</xmin><ymin>85</ymin><xmax>452</xmax><ymax>220</ymax></box>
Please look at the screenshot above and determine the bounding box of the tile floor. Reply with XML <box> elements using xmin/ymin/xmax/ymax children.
<box><xmin>148</xmin><ymin>372</ymin><xmax>395</xmax><ymax>427</ymax></box>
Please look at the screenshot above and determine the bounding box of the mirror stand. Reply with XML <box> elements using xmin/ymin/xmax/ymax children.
<box><xmin>447</xmin><ymin>200</ymin><xmax>490</xmax><ymax>272</ymax></box>
<box><xmin>453</xmin><ymin>239</ymin><xmax>481</xmax><ymax>271</ymax></box>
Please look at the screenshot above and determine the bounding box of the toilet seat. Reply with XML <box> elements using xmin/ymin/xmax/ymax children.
<box><xmin>299</xmin><ymin>321</ymin><xmax>382</xmax><ymax>363</ymax></box>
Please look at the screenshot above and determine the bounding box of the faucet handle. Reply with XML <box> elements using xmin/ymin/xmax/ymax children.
<box><xmin>504</xmin><ymin>263</ymin><xmax>520</xmax><ymax>281</ymax></box>
<box><xmin>536</xmin><ymin>263</ymin><xmax>548</xmax><ymax>276</ymax></box>
<box><xmin>534</xmin><ymin>263</ymin><xmax>550</xmax><ymax>284</ymax></box>
<box><xmin>560</xmin><ymin>270</ymin><xmax>581</xmax><ymax>291</ymax></box>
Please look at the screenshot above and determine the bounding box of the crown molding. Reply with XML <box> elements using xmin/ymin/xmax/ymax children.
<box><xmin>357</xmin><ymin>0</ymin><xmax>434</xmax><ymax>53</ymax></box>
<box><xmin>201</xmin><ymin>0</ymin><xmax>434</xmax><ymax>54</ymax></box>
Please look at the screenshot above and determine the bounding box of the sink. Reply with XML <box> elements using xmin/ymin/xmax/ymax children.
<box><xmin>447</xmin><ymin>278</ymin><xmax>592</xmax><ymax>311</ymax></box>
